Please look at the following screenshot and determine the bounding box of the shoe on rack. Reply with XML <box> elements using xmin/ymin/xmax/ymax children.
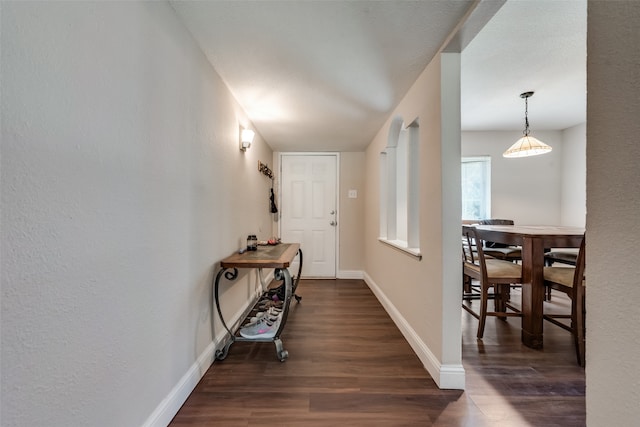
<box><xmin>267</xmin><ymin>284</ymin><xmax>286</xmax><ymax>301</ymax></box>
<box><xmin>258</xmin><ymin>300</ymin><xmax>284</xmax><ymax>310</ymax></box>
<box><xmin>251</xmin><ymin>306</ymin><xmax>282</xmax><ymax>318</ymax></box>
<box><xmin>244</xmin><ymin>308</ymin><xmax>282</xmax><ymax>327</ymax></box>
<box><xmin>239</xmin><ymin>316</ymin><xmax>281</xmax><ymax>339</ymax></box>
<box><xmin>262</xmin><ymin>306</ymin><xmax>283</xmax><ymax>317</ymax></box>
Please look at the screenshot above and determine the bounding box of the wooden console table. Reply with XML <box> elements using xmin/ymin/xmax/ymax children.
<box><xmin>213</xmin><ymin>243</ymin><xmax>302</xmax><ymax>361</ymax></box>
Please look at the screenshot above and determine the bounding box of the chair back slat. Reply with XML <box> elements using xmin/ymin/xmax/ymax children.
<box><xmin>462</xmin><ymin>227</ymin><xmax>477</xmax><ymax>264</ymax></box>
<box><xmin>478</xmin><ymin>219</ymin><xmax>515</xmax><ymax>225</ymax></box>
<box><xmin>574</xmin><ymin>236</ymin><xmax>586</xmax><ymax>288</ymax></box>
<box><xmin>462</xmin><ymin>226</ymin><xmax>489</xmax><ymax>280</ymax></box>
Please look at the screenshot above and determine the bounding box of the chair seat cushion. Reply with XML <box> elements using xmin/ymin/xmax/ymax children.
<box><xmin>544</xmin><ymin>266</ymin><xmax>576</xmax><ymax>287</ymax></box>
<box><xmin>465</xmin><ymin>259</ymin><xmax>522</xmax><ymax>279</ymax></box>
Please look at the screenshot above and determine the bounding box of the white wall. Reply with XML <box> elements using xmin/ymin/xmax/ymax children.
<box><xmin>338</xmin><ymin>152</ymin><xmax>366</xmax><ymax>277</ymax></box>
<box><xmin>363</xmin><ymin>53</ymin><xmax>464</xmax><ymax>389</ymax></box>
<box><xmin>1</xmin><ymin>2</ymin><xmax>273</xmax><ymax>426</ymax></box>
<box><xmin>586</xmin><ymin>1</ymin><xmax>640</xmax><ymax>424</ymax></box>
<box><xmin>462</xmin><ymin>129</ymin><xmax>586</xmax><ymax>226</ymax></box>
<box><xmin>560</xmin><ymin>123</ymin><xmax>586</xmax><ymax>227</ymax></box>
<box><xmin>461</xmin><ymin>131</ymin><xmax>563</xmax><ymax>225</ymax></box>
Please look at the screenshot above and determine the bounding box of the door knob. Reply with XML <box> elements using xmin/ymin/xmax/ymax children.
<box><xmin>330</xmin><ymin>210</ymin><xmax>335</xmax><ymax>215</ymax></box>
<box><xmin>330</xmin><ymin>221</ymin><xmax>337</xmax><ymax>226</ymax></box>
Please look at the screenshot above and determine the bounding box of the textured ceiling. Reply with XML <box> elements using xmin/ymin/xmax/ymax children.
<box><xmin>171</xmin><ymin>0</ymin><xmax>586</xmax><ymax>152</ymax></box>
<box><xmin>461</xmin><ymin>0</ymin><xmax>586</xmax><ymax>132</ymax></box>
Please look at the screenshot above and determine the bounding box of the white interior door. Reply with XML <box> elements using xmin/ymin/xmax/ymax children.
<box><xmin>280</xmin><ymin>154</ymin><xmax>337</xmax><ymax>278</ymax></box>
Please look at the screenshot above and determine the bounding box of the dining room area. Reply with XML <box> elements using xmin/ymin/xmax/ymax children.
<box><xmin>457</xmin><ymin>0</ymin><xmax>588</xmax><ymax>405</ymax></box>
<box><xmin>460</xmin><ymin>115</ymin><xmax>586</xmax><ymax>337</ymax></box>
<box><xmin>457</xmin><ymin>114</ymin><xmax>587</xmax><ymax>423</ymax></box>
<box><xmin>457</xmin><ymin>149</ymin><xmax>587</xmax><ymax>424</ymax></box>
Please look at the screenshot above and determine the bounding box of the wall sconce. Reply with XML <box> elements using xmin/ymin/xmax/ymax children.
<box><xmin>240</xmin><ymin>127</ymin><xmax>255</xmax><ymax>152</ymax></box>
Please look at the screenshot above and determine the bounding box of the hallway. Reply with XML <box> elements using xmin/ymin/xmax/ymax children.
<box><xmin>170</xmin><ymin>279</ymin><xmax>585</xmax><ymax>426</ymax></box>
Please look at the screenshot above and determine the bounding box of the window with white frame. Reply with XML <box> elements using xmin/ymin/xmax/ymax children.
<box><xmin>379</xmin><ymin>116</ymin><xmax>420</xmax><ymax>258</ymax></box>
<box><xmin>461</xmin><ymin>156</ymin><xmax>491</xmax><ymax>221</ymax></box>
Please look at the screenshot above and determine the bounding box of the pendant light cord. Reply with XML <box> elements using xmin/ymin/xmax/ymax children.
<box><xmin>523</xmin><ymin>95</ymin><xmax>530</xmax><ymax>136</ymax></box>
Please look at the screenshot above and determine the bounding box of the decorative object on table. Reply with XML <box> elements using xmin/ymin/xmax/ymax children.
<box><xmin>246</xmin><ymin>234</ymin><xmax>258</xmax><ymax>251</ymax></box>
<box><xmin>258</xmin><ymin>237</ymin><xmax>281</xmax><ymax>246</ymax></box>
<box><xmin>503</xmin><ymin>91</ymin><xmax>552</xmax><ymax>158</ymax></box>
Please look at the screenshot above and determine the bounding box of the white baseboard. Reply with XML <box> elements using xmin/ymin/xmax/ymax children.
<box><xmin>142</xmin><ymin>340</ymin><xmax>216</xmax><ymax>427</ymax></box>
<box><xmin>142</xmin><ymin>274</ymin><xmax>271</xmax><ymax>427</ymax></box>
<box><xmin>363</xmin><ymin>272</ymin><xmax>465</xmax><ymax>390</ymax></box>
<box><xmin>336</xmin><ymin>269</ymin><xmax>364</xmax><ymax>279</ymax></box>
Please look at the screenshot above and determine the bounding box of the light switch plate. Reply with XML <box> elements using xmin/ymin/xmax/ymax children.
<box><xmin>348</xmin><ymin>189</ymin><xmax>357</xmax><ymax>198</ymax></box>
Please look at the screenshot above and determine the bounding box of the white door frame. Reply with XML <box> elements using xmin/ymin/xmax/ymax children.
<box><xmin>278</xmin><ymin>152</ymin><xmax>340</xmax><ymax>278</ymax></box>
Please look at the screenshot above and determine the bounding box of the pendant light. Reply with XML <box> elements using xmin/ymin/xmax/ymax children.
<box><xmin>503</xmin><ymin>91</ymin><xmax>552</xmax><ymax>158</ymax></box>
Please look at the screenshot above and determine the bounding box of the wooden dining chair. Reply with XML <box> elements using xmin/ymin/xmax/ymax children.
<box><xmin>477</xmin><ymin>219</ymin><xmax>522</xmax><ymax>262</ymax></box>
<box><xmin>543</xmin><ymin>235</ymin><xmax>586</xmax><ymax>366</ymax></box>
<box><xmin>544</xmin><ymin>248</ymin><xmax>578</xmax><ymax>266</ymax></box>
<box><xmin>462</xmin><ymin>226</ymin><xmax>523</xmax><ymax>339</ymax></box>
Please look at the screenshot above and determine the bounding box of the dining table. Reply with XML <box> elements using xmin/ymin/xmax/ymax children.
<box><xmin>470</xmin><ymin>224</ymin><xmax>585</xmax><ymax>349</ymax></box>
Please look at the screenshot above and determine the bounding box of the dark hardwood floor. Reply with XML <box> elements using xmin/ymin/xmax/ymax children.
<box><xmin>170</xmin><ymin>279</ymin><xmax>585</xmax><ymax>426</ymax></box>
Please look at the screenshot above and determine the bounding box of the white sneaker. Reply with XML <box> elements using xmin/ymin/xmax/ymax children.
<box><xmin>239</xmin><ymin>316</ymin><xmax>281</xmax><ymax>339</ymax></box>
<box><xmin>244</xmin><ymin>307</ymin><xmax>282</xmax><ymax>327</ymax></box>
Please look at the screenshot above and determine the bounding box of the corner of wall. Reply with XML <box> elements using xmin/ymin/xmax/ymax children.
<box><xmin>362</xmin><ymin>272</ymin><xmax>465</xmax><ymax>390</ymax></box>
<box><xmin>142</xmin><ymin>342</ymin><xmax>217</xmax><ymax>427</ymax></box>
<box><xmin>143</xmin><ymin>269</ymin><xmax>275</xmax><ymax>426</ymax></box>
<box><xmin>336</xmin><ymin>270</ymin><xmax>364</xmax><ymax>279</ymax></box>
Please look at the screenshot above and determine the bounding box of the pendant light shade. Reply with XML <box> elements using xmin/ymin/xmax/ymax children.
<box><xmin>503</xmin><ymin>91</ymin><xmax>552</xmax><ymax>158</ymax></box>
<box><xmin>503</xmin><ymin>135</ymin><xmax>552</xmax><ymax>158</ymax></box>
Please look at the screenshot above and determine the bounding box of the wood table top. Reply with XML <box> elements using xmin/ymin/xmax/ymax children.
<box><xmin>470</xmin><ymin>224</ymin><xmax>585</xmax><ymax>237</ymax></box>
<box><xmin>220</xmin><ymin>243</ymin><xmax>300</xmax><ymax>269</ymax></box>
<box><xmin>468</xmin><ymin>225</ymin><xmax>584</xmax><ymax>248</ymax></box>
